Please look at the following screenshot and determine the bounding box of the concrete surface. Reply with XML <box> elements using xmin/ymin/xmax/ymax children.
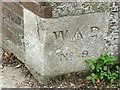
<box><xmin>1</xmin><ymin>66</ymin><xmax>39</xmax><ymax>88</ymax></box>
<box><xmin>24</xmin><ymin>8</ymin><xmax>111</xmax><ymax>83</ymax></box>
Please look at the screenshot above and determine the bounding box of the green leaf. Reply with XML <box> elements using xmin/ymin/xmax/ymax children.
<box><xmin>85</xmin><ymin>53</ymin><xmax>118</xmax><ymax>85</ymax></box>
<box><xmin>86</xmin><ymin>76</ymin><xmax>92</xmax><ymax>80</ymax></box>
<box><xmin>103</xmin><ymin>66</ymin><xmax>107</xmax><ymax>71</ymax></box>
<box><xmin>92</xmin><ymin>73</ymin><xmax>95</xmax><ymax>77</ymax></box>
<box><xmin>91</xmin><ymin>65</ymin><xmax>95</xmax><ymax>70</ymax></box>
<box><xmin>92</xmin><ymin>79</ymin><xmax>96</xmax><ymax>84</ymax></box>
<box><xmin>116</xmin><ymin>66</ymin><xmax>119</xmax><ymax>70</ymax></box>
<box><xmin>100</xmin><ymin>75</ymin><xmax>104</xmax><ymax>80</ymax></box>
<box><xmin>116</xmin><ymin>66</ymin><xmax>120</xmax><ymax>73</ymax></box>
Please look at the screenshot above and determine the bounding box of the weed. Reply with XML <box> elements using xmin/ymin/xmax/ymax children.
<box><xmin>86</xmin><ymin>54</ymin><xmax>120</xmax><ymax>85</ymax></box>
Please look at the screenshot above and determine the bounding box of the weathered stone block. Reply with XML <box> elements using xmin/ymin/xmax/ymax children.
<box><xmin>24</xmin><ymin>8</ymin><xmax>111</xmax><ymax>83</ymax></box>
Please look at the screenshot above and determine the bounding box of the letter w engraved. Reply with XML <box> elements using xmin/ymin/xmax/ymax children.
<box><xmin>53</xmin><ymin>30</ymin><xmax>68</xmax><ymax>40</ymax></box>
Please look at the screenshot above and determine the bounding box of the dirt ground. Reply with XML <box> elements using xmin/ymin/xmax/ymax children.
<box><xmin>1</xmin><ymin>65</ymin><xmax>39</xmax><ymax>88</ymax></box>
<box><xmin>1</xmin><ymin>65</ymin><xmax>120</xmax><ymax>89</ymax></box>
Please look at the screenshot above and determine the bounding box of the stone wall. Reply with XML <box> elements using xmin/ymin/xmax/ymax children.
<box><xmin>1</xmin><ymin>2</ymin><xmax>53</xmax><ymax>61</ymax></box>
<box><xmin>2</xmin><ymin>2</ymin><xmax>25</xmax><ymax>60</ymax></box>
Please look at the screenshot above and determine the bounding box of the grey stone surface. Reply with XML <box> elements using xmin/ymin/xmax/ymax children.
<box><xmin>24</xmin><ymin>8</ymin><xmax>112</xmax><ymax>83</ymax></box>
<box><xmin>119</xmin><ymin>2</ymin><xmax>120</xmax><ymax>59</ymax></box>
<box><xmin>51</xmin><ymin>2</ymin><xmax>111</xmax><ymax>18</ymax></box>
<box><xmin>106</xmin><ymin>2</ymin><xmax>119</xmax><ymax>57</ymax></box>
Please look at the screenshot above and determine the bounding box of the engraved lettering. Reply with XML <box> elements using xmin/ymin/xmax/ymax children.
<box><xmin>90</xmin><ymin>26</ymin><xmax>100</xmax><ymax>37</ymax></box>
<box><xmin>60</xmin><ymin>52</ymin><xmax>74</xmax><ymax>61</ymax></box>
<box><xmin>69</xmin><ymin>52</ymin><xmax>73</xmax><ymax>56</ymax></box>
<box><xmin>61</xmin><ymin>30</ymin><xmax>68</xmax><ymax>40</ymax></box>
<box><xmin>82</xmin><ymin>50</ymin><xmax>88</xmax><ymax>57</ymax></box>
<box><xmin>74</xmin><ymin>29</ymin><xmax>83</xmax><ymax>39</ymax></box>
<box><xmin>91</xmin><ymin>26</ymin><xmax>99</xmax><ymax>32</ymax></box>
<box><xmin>53</xmin><ymin>30</ymin><xmax>68</xmax><ymax>40</ymax></box>
<box><xmin>61</xmin><ymin>53</ymin><xmax>68</xmax><ymax>61</ymax></box>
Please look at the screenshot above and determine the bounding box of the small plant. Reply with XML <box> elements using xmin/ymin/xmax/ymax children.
<box><xmin>86</xmin><ymin>54</ymin><xmax>120</xmax><ymax>85</ymax></box>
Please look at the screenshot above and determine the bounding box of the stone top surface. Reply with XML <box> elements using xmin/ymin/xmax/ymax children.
<box><xmin>51</xmin><ymin>2</ymin><xmax>111</xmax><ymax>18</ymax></box>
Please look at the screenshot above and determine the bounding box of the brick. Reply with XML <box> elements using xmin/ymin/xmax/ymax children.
<box><xmin>10</xmin><ymin>11</ymin><xmax>22</xmax><ymax>26</ymax></box>
<box><xmin>21</xmin><ymin>2</ymin><xmax>52</xmax><ymax>18</ymax></box>
<box><xmin>21</xmin><ymin>2</ymin><xmax>41</xmax><ymax>16</ymax></box>
<box><xmin>2</xmin><ymin>4</ymin><xmax>11</xmax><ymax>18</ymax></box>
<box><xmin>3</xmin><ymin>2</ymin><xmax>23</xmax><ymax>17</ymax></box>
<box><xmin>2</xmin><ymin>26</ymin><xmax>14</xmax><ymax>41</ymax></box>
<box><xmin>2</xmin><ymin>17</ymin><xmax>24</xmax><ymax>36</ymax></box>
<box><xmin>39</xmin><ymin>2</ymin><xmax>50</xmax><ymax>6</ymax></box>
<box><xmin>0</xmin><ymin>3</ymin><xmax>2</xmax><ymax>12</ymax></box>
<box><xmin>21</xmin><ymin>0</ymin><xmax>38</xmax><ymax>3</ymax></box>
<box><xmin>40</xmin><ymin>6</ymin><xmax>52</xmax><ymax>18</ymax></box>
<box><xmin>2</xmin><ymin>0</ymin><xmax>21</xmax><ymax>2</ymax></box>
<box><xmin>2</xmin><ymin>26</ymin><xmax>22</xmax><ymax>46</ymax></box>
<box><xmin>2</xmin><ymin>4</ymin><xmax>23</xmax><ymax>26</ymax></box>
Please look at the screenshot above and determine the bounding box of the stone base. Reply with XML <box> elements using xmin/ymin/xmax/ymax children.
<box><xmin>24</xmin><ymin>8</ymin><xmax>114</xmax><ymax>83</ymax></box>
